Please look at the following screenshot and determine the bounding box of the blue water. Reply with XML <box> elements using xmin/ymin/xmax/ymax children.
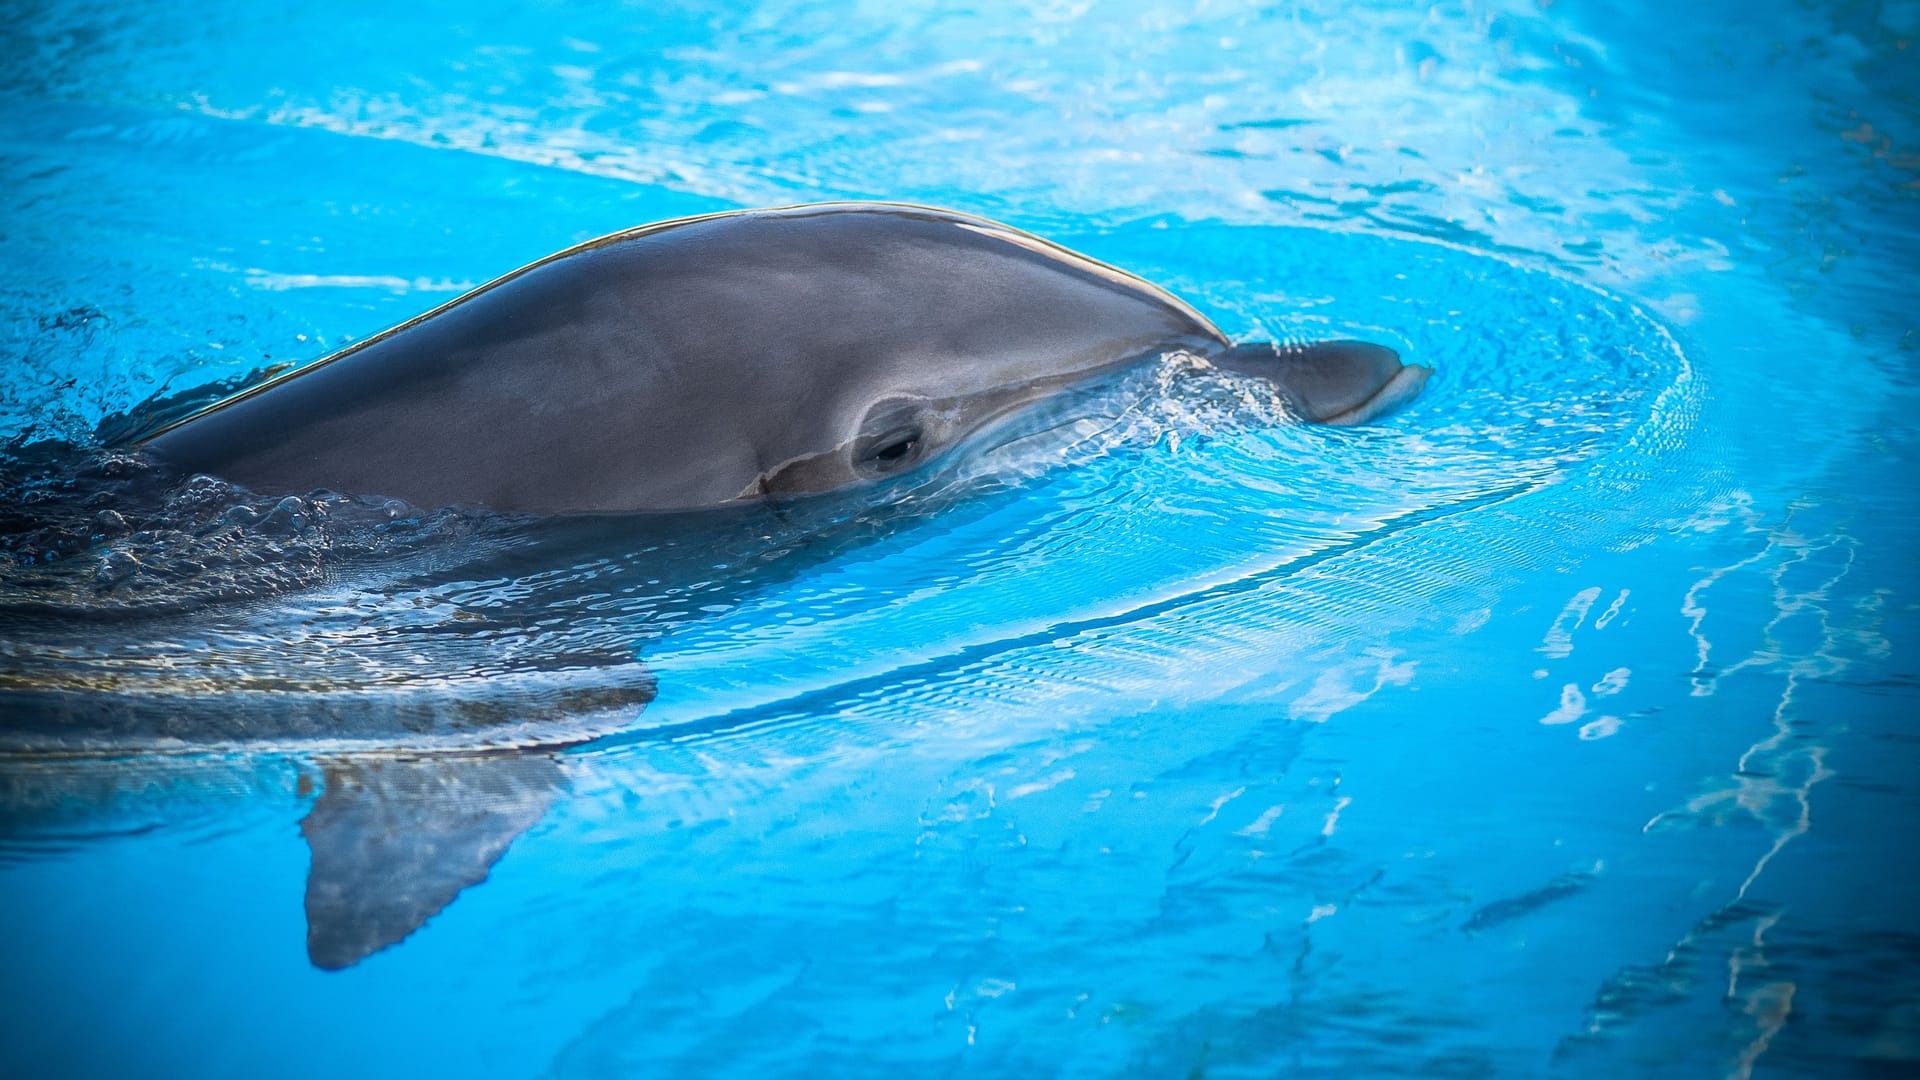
<box><xmin>2</xmin><ymin>0</ymin><xmax>1917</xmax><ymax>1075</ymax></box>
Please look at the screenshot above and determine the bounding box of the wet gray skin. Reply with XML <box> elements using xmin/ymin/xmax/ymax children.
<box><xmin>138</xmin><ymin>202</ymin><xmax>1430</xmax><ymax>513</ymax></box>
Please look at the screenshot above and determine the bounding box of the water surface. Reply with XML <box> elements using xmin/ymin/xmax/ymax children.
<box><xmin>2</xmin><ymin>1</ymin><xmax>1916</xmax><ymax>1076</ymax></box>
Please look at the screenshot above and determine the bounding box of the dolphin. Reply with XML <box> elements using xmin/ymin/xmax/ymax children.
<box><xmin>4</xmin><ymin>203</ymin><xmax>1432</xmax><ymax>970</ymax></box>
<box><xmin>137</xmin><ymin>202</ymin><xmax>1429</xmax><ymax>513</ymax></box>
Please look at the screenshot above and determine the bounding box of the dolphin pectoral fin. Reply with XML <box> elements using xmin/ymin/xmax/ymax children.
<box><xmin>300</xmin><ymin>752</ymin><xmax>563</xmax><ymax>970</ymax></box>
<box><xmin>1212</xmin><ymin>340</ymin><xmax>1432</xmax><ymax>425</ymax></box>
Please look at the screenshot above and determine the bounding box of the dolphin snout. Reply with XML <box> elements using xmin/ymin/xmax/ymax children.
<box><xmin>1213</xmin><ymin>339</ymin><xmax>1431</xmax><ymax>426</ymax></box>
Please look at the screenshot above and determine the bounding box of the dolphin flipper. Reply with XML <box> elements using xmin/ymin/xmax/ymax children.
<box><xmin>300</xmin><ymin>752</ymin><xmax>563</xmax><ymax>970</ymax></box>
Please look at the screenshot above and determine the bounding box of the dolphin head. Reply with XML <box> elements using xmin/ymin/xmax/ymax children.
<box><xmin>739</xmin><ymin>338</ymin><xmax>1432</xmax><ymax>502</ymax></box>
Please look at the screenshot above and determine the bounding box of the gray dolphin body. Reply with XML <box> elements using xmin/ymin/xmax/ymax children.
<box><xmin>140</xmin><ymin>202</ymin><xmax>1429</xmax><ymax>512</ymax></box>
<box><xmin>19</xmin><ymin>203</ymin><xmax>1430</xmax><ymax>971</ymax></box>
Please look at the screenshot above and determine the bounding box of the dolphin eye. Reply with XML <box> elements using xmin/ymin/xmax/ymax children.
<box><xmin>856</xmin><ymin>425</ymin><xmax>926</xmax><ymax>476</ymax></box>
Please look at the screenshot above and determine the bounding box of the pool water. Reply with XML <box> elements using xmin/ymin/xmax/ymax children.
<box><xmin>2</xmin><ymin>1</ymin><xmax>1916</xmax><ymax>1076</ymax></box>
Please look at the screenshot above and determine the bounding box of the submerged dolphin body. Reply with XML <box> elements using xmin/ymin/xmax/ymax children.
<box><xmin>6</xmin><ymin>204</ymin><xmax>1433</xmax><ymax>971</ymax></box>
<box><xmin>138</xmin><ymin>202</ymin><xmax>1429</xmax><ymax>513</ymax></box>
<box><xmin>0</xmin><ymin>494</ymin><xmax>995</xmax><ymax>970</ymax></box>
